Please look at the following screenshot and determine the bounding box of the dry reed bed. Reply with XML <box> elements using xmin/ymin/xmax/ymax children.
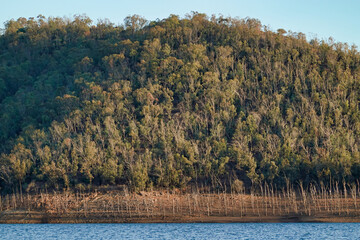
<box><xmin>1</xmin><ymin>184</ymin><xmax>360</xmax><ymax>222</ymax></box>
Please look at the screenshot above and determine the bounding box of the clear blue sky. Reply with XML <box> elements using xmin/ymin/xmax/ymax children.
<box><xmin>1</xmin><ymin>0</ymin><xmax>359</xmax><ymax>47</ymax></box>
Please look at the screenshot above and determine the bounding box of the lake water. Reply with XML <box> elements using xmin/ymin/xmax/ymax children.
<box><xmin>0</xmin><ymin>223</ymin><xmax>359</xmax><ymax>239</ymax></box>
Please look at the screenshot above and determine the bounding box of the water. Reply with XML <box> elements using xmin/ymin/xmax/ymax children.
<box><xmin>0</xmin><ymin>223</ymin><xmax>359</xmax><ymax>240</ymax></box>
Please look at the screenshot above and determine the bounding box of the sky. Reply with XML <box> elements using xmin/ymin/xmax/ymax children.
<box><xmin>1</xmin><ymin>0</ymin><xmax>359</xmax><ymax>47</ymax></box>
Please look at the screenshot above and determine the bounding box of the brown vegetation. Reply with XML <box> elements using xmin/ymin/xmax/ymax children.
<box><xmin>1</xmin><ymin>183</ymin><xmax>360</xmax><ymax>223</ymax></box>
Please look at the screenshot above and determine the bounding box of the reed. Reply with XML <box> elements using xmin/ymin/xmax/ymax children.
<box><xmin>1</xmin><ymin>183</ymin><xmax>360</xmax><ymax>223</ymax></box>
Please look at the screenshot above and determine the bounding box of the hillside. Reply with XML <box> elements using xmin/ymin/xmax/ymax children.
<box><xmin>0</xmin><ymin>13</ymin><xmax>360</xmax><ymax>193</ymax></box>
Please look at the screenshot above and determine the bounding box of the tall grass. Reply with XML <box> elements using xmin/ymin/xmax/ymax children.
<box><xmin>0</xmin><ymin>181</ymin><xmax>359</xmax><ymax>221</ymax></box>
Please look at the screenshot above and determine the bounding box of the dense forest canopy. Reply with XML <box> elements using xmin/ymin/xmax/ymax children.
<box><xmin>0</xmin><ymin>13</ymin><xmax>360</xmax><ymax>193</ymax></box>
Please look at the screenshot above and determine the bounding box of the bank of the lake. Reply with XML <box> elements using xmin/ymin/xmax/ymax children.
<box><xmin>1</xmin><ymin>190</ymin><xmax>360</xmax><ymax>223</ymax></box>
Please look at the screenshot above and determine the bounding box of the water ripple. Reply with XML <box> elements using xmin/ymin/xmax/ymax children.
<box><xmin>1</xmin><ymin>223</ymin><xmax>360</xmax><ymax>240</ymax></box>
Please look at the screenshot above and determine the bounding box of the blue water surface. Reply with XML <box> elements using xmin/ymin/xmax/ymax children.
<box><xmin>0</xmin><ymin>223</ymin><xmax>359</xmax><ymax>240</ymax></box>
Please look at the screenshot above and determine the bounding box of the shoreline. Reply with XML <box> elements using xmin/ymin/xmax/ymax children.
<box><xmin>2</xmin><ymin>211</ymin><xmax>360</xmax><ymax>224</ymax></box>
<box><xmin>2</xmin><ymin>190</ymin><xmax>360</xmax><ymax>224</ymax></box>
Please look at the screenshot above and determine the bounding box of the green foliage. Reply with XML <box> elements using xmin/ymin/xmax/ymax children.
<box><xmin>0</xmin><ymin>14</ymin><xmax>360</xmax><ymax>192</ymax></box>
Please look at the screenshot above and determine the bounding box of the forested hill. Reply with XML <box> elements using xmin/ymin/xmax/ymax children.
<box><xmin>0</xmin><ymin>14</ymin><xmax>360</xmax><ymax>193</ymax></box>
